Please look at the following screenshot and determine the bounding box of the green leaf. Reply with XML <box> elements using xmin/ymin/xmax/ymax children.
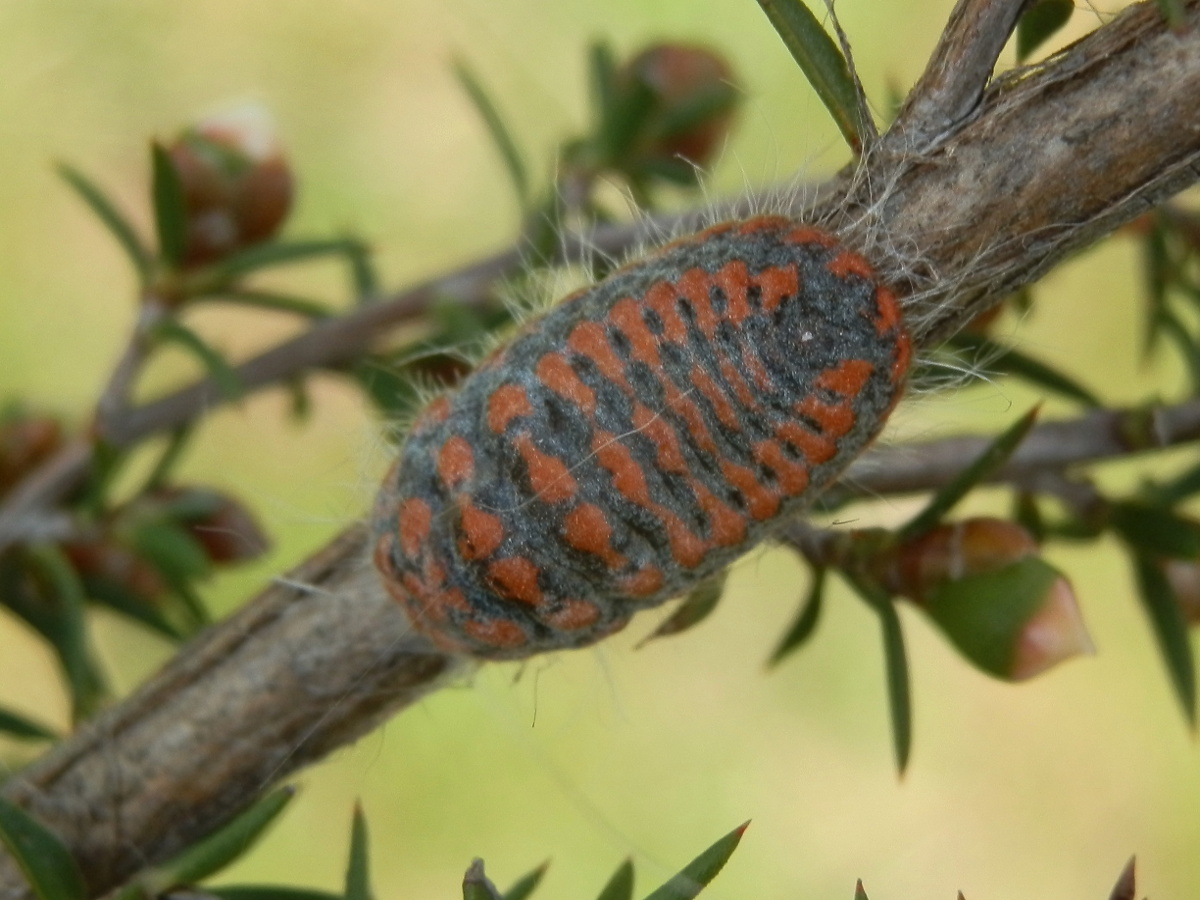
<box><xmin>1131</xmin><ymin>552</ymin><xmax>1196</xmax><ymax>724</ymax></box>
<box><xmin>753</xmin><ymin>0</ymin><xmax>869</xmax><ymax>151</ymax></box>
<box><xmin>846</xmin><ymin>576</ymin><xmax>912</xmax><ymax>773</ymax></box>
<box><xmin>641</xmin><ymin>822</ymin><xmax>748</xmax><ymax>900</ymax></box>
<box><xmin>201</xmin><ymin>238</ymin><xmax>371</xmax><ymax>285</ymax></box>
<box><xmin>453</xmin><ymin>60</ymin><xmax>530</xmax><ymax>210</ymax></box>
<box><xmin>502</xmin><ymin>862</ymin><xmax>548</xmax><ymax>900</ymax></box>
<box><xmin>209</xmin><ymin>890</ymin><xmax>341</xmax><ymax>900</ymax></box>
<box><xmin>640</xmin><ymin>573</ymin><xmax>726</xmax><ymax>646</ymax></box>
<box><xmin>22</xmin><ymin>544</ymin><xmax>107</xmax><ymax>721</ymax></box>
<box><xmin>595</xmin><ymin>860</ymin><xmax>634</xmax><ymax>900</ymax></box>
<box><xmin>153</xmin><ymin>319</ymin><xmax>243</xmax><ymax>400</ymax></box>
<box><xmin>142</xmin><ymin>424</ymin><xmax>196</xmax><ymax>493</ymax></box>
<box><xmin>56</xmin><ymin>162</ymin><xmax>153</xmax><ymax>281</ymax></box>
<box><xmin>142</xmin><ymin>788</ymin><xmax>295</xmax><ymax>890</ymax></box>
<box><xmin>344</xmin><ymin>804</ymin><xmax>372</xmax><ymax>900</ymax></box>
<box><xmin>0</xmin><ymin>707</ymin><xmax>58</xmax><ymax>742</ymax></box>
<box><xmin>151</xmin><ymin>141</ymin><xmax>188</xmax><ymax>267</ymax></box>
<box><xmin>1016</xmin><ymin>0</ymin><xmax>1074</xmax><ymax>62</ymax></box>
<box><xmin>1151</xmin><ymin>459</ymin><xmax>1200</xmax><ymax>505</ymax></box>
<box><xmin>900</xmin><ymin>407</ymin><xmax>1039</xmax><ymax>541</ymax></box>
<box><xmin>853</xmin><ymin>880</ymin><xmax>870</xmax><ymax>900</ymax></box>
<box><xmin>949</xmin><ymin>333</ymin><xmax>1100</xmax><ymax>407</ymax></box>
<box><xmin>1140</xmin><ymin>216</ymin><xmax>1172</xmax><ymax>359</ymax></box>
<box><xmin>347</xmin><ymin>241</ymin><xmax>379</xmax><ymax>302</ymax></box>
<box><xmin>199</xmin><ymin>289</ymin><xmax>332</xmax><ymax>319</ymax></box>
<box><xmin>0</xmin><ymin>797</ymin><xmax>86</xmax><ymax>900</ymax></box>
<box><xmin>922</xmin><ymin>557</ymin><xmax>1062</xmax><ymax>680</ymax></box>
<box><xmin>588</xmin><ymin>41</ymin><xmax>619</xmax><ymax>137</ymax></box>
<box><xmin>125</xmin><ymin>517</ymin><xmax>212</xmax><ymax>583</ymax></box>
<box><xmin>1110</xmin><ymin>501</ymin><xmax>1200</xmax><ymax>559</ymax></box>
<box><xmin>768</xmin><ymin>567</ymin><xmax>826</xmax><ymax>667</ymax></box>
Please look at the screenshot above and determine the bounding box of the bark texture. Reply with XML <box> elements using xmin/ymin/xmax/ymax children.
<box><xmin>3</xmin><ymin>1</ymin><xmax>1200</xmax><ymax>896</ymax></box>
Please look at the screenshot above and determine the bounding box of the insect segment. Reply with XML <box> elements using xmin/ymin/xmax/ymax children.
<box><xmin>371</xmin><ymin>215</ymin><xmax>911</xmax><ymax>659</ymax></box>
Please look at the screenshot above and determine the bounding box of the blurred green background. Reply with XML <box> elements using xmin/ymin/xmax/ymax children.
<box><xmin>2</xmin><ymin>0</ymin><xmax>1198</xmax><ymax>897</ymax></box>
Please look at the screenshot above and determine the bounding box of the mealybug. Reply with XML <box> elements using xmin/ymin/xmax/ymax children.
<box><xmin>371</xmin><ymin>215</ymin><xmax>911</xmax><ymax>659</ymax></box>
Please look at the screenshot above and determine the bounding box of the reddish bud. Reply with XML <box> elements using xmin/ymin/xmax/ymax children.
<box><xmin>0</xmin><ymin>416</ymin><xmax>63</xmax><ymax>496</ymax></box>
<box><xmin>880</xmin><ymin>517</ymin><xmax>1038</xmax><ymax>604</ymax></box>
<box><xmin>620</xmin><ymin>43</ymin><xmax>737</xmax><ymax>168</ymax></box>
<box><xmin>147</xmin><ymin>486</ymin><xmax>271</xmax><ymax>564</ymax></box>
<box><xmin>64</xmin><ymin>538</ymin><xmax>167</xmax><ymax>603</ymax></box>
<box><xmin>167</xmin><ymin>104</ymin><xmax>293</xmax><ymax>266</ymax></box>
<box><xmin>878</xmin><ymin>518</ymin><xmax>1092</xmax><ymax>681</ymax></box>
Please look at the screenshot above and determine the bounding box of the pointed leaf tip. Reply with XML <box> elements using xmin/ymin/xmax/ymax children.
<box><xmin>1108</xmin><ymin>856</ymin><xmax>1136</xmax><ymax>900</ymax></box>
<box><xmin>853</xmin><ymin>879</ymin><xmax>869</xmax><ymax>900</ymax></box>
<box><xmin>641</xmin><ymin>822</ymin><xmax>748</xmax><ymax>900</ymax></box>
<box><xmin>594</xmin><ymin>859</ymin><xmax>634</xmax><ymax>900</ymax></box>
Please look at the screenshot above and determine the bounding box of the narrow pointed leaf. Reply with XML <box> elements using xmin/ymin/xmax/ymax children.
<box><xmin>503</xmin><ymin>862</ymin><xmax>548</xmax><ymax>900</ymax></box>
<box><xmin>453</xmin><ymin>60</ymin><xmax>530</xmax><ymax>210</ymax></box>
<box><xmin>900</xmin><ymin>407</ymin><xmax>1039</xmax><ymax>541</ymax></box>
<box><xmin>23</xmin><ymin>544</ymin><xmax>106</xmax><ymax>721</ymax></box>
<box><xmin>1016</xmin><ymin>0</ymin><xmax>1074</xmax><ymax>62</ymax></box>
<box><xmin>146</xmin><ymin>787</ymin><xmax>295</xmax><ymax>888</ymax></box>
<box><xmin>769</xmin><ymin>567</ymin><xmax>826</xmax><ymax>666</ymax></box>
<box><xmin>641</xmin><ymin>573</ymin><xmax>726</xmax><ymax>645</ymax></box>
<box><xmin>56</xmin><ymin>163</ymin><xmax>152</xmax><ymax>281</ymax></box>
<box><xmin>1110</xmin><ymin>501</ymin><xmax>1200</xmax><ymax>559</ymax></box>
<box><xmin>1107</xmin><ymin>856</ymin><xmax>1136</xmax><ymax>900</ymax></box>
<box><xmin>1131</xmin><ymin>553</ymin><xmax>1196</xmax><ymax>724</ymax></box>
<box><xmin>0</xmin><ymin>797</ymin><xmax>86</xmax><ymax>900</ymax></box>
<box><xmin>847</xmin><ymin>576</ymin><xmax>912</xmax><ymax>773</ymax></box>
<box><xmin>949</xmin><ymin>333</ymin><xmax>1100</xmax><ymax>407</ymax></box>
<box><xmin>595</xmin><ymin>860</ymin><xmax>634</xmax><ymax>900</ymax></box>
<box><xmin>151</xmin><ymin>141</ymin><xmax>188</xmax><ymax>267</ymax></box>
<box><xmin>588</xmin><ymin>41</ymin><xmax>619</xmax><ymax>133</ymax></box>
<box><xmin>199</xmin><ymin>290</ymin><xmax>332</xmax><ymax>319</ymax></box>
<box><xmin>753</xmin><ymin>0</ymin><xmax>868</xmax><ymax>150</ymax></box>
<box><xmin>0</xmin><ymin>707</ymin><xmax>58</xmax><ymax>742</ymax></box>
<box><xmin>202</xmin><ymin>238</ymin><xmax>370</xmax><ymax>284</ymax></box>
<box><xmin>853</xmin><ymin>881</ymin><xmax>869</xmax><ymax>900</ymax></box>
<box><xmin>641</xmin><ymin>822</ymin><xmax>748</xmax><ymax>900</ymax></box>
<box><xmin>347</xmin><ymin>241</ymin><xmax>379</xmax><ymax>301</ymax></box>
<box><xmin>209</xmin><ymin>890</ymin><xmax>341</xmax><ymax>900</ymax></box>
<box><xmin>344</xmin><ymin>804</ymin><xmax>372</xmax><ymax>900</ymax></box>
<box><xmin>153</xmin><ymin>319</ymin><xmax>243</xmax><ymax>400</ymax></box>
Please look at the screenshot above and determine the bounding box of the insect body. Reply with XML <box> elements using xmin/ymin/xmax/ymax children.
<box><xmin>371</xmin><ymin>215</ymin><xmax>910</xmax><ymax>659</ymax></box>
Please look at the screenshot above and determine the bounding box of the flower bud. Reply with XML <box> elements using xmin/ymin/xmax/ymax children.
<box><xmin>879</xmin><ymin>517</ymin><xmax>1038</xmax><ymax>604</ymax></box>
<box><xmin>878</xmin><ymin>518</ymin><xmax>1092</xmax><ymax>681</ymax></box>
<box><xmin>166</xmin><ymin>104</ymin><xmax>293</xmax><ymax>266</ymax></box>
<box><xmin>64</xmin><ymin>538</ymin><xmax>166</xmax><ymax>604</ymax></box>
<box><xmin>148</xmin><ymin>486</ymin><xmax>270</xmax><ymax>564</ymax></box>
<box><xmin>618</xmin><ymin>43</ymin><xmax>737</xmax><ymax>170</ymax></box>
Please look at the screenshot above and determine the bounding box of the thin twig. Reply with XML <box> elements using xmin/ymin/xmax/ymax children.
<box><xmin>888</xmin><ymin>0</ymin><xmax>1029</xmax><ymax>151</ymax></box>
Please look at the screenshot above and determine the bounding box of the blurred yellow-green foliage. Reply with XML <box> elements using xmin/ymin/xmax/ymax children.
<box><xmin>2</xmin><ymin>1</ymin><xmax>1198</xmax><ymax>897</ymax></box>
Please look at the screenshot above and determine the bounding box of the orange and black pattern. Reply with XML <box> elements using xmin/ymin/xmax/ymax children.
<box><xmin>371</xmin><ymin>215</ymin><xmax>911</xmax><ymax>659</ymax></box>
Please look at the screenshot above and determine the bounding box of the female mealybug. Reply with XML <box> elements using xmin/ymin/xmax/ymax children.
<box><xmin>371</xmin><ymin>215</ymin><xmax>910</xmax><ymax>659</ymax></box>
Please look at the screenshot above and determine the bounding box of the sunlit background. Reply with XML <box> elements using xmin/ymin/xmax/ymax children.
<box><xmin>2</xmin><ymin>1</ymin><xmax>1198</xmax><ymax>897</ymax></box>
